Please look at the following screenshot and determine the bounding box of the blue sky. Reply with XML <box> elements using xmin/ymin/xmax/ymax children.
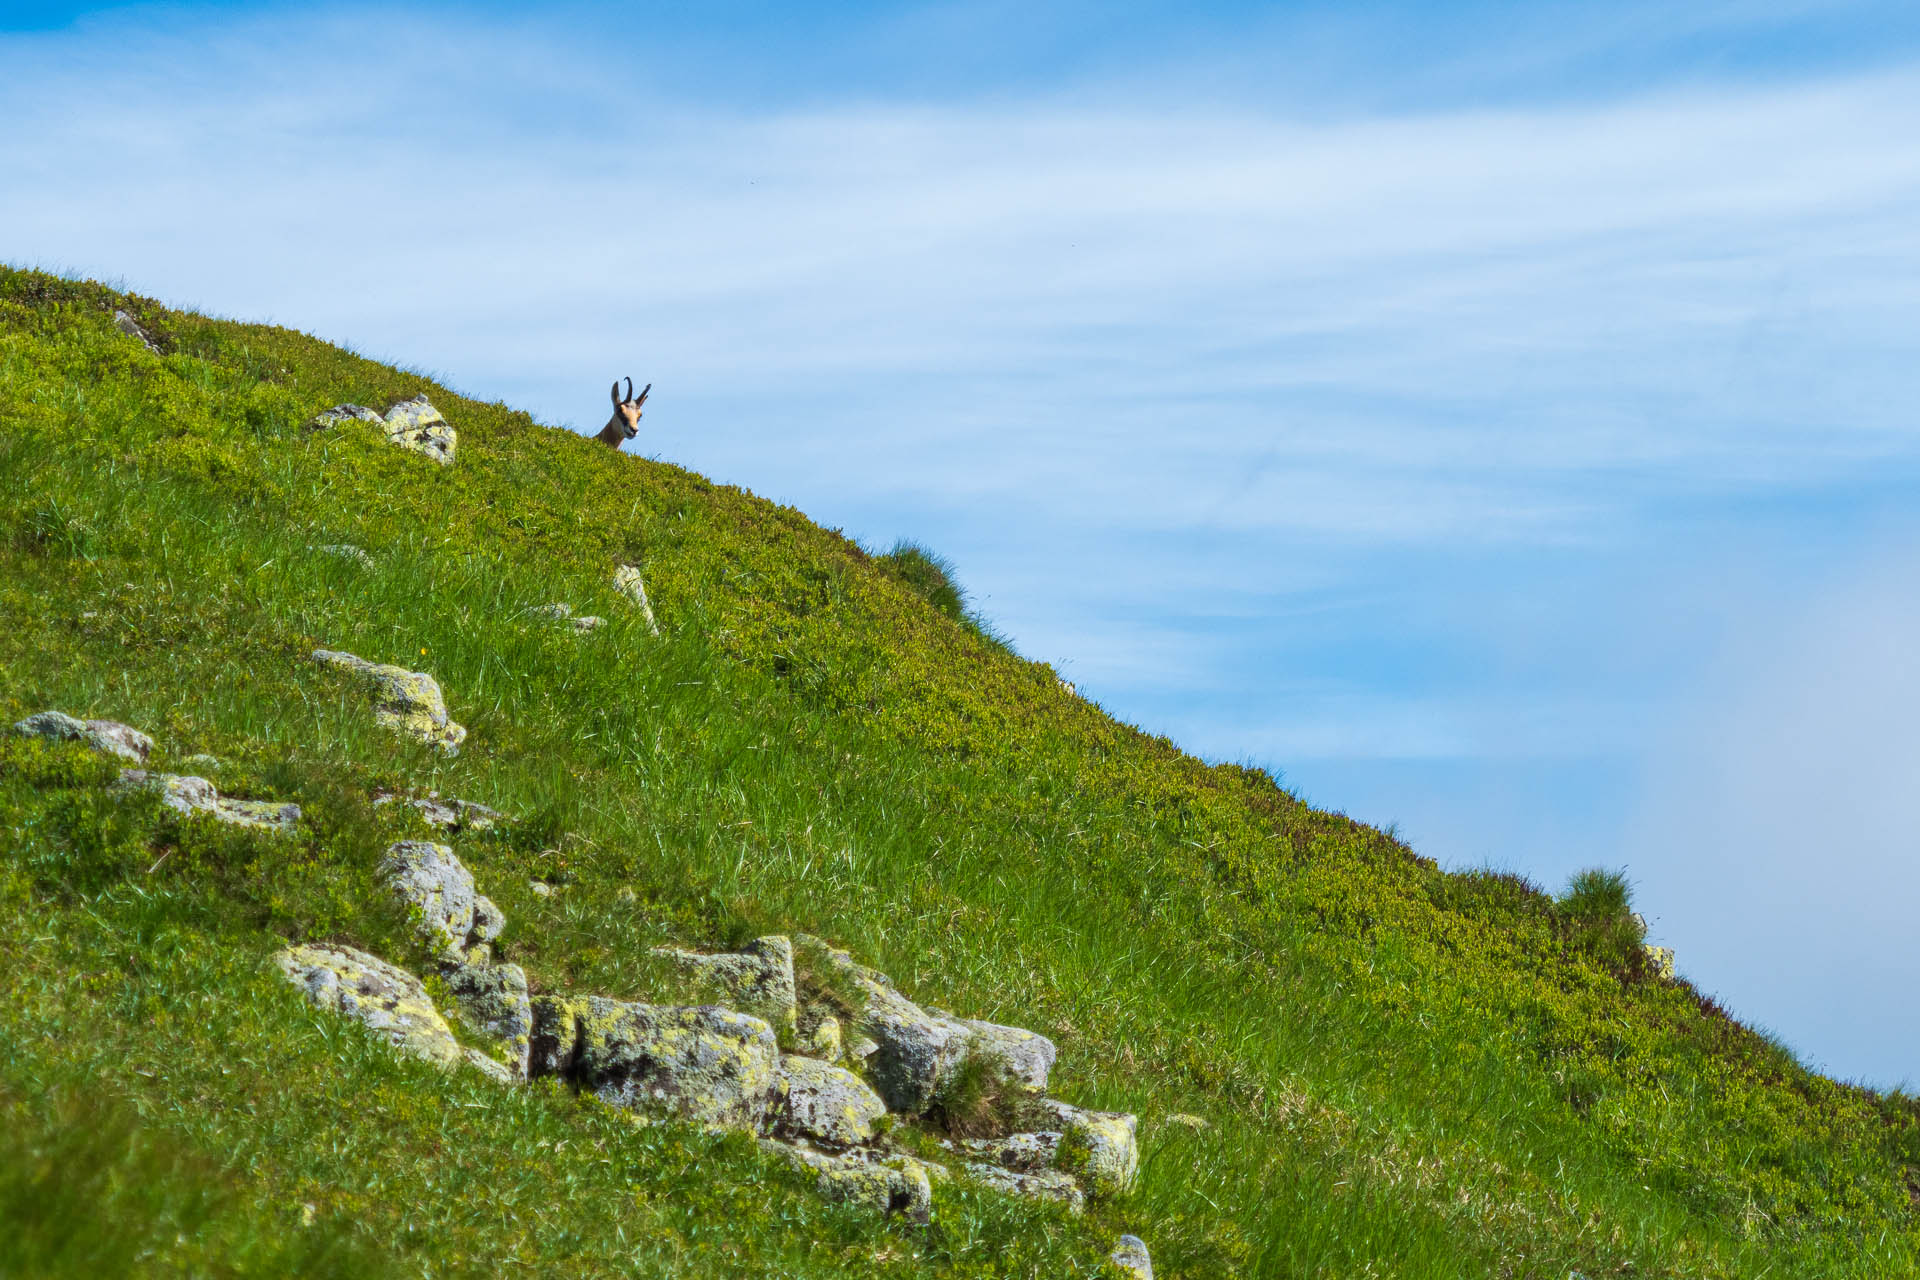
<box><xmin>6</xmin><ymin>0</ymin><xmax>1920</xmax><ymax>1086</ymax></box>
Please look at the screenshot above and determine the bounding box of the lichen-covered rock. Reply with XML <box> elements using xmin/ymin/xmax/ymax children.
<box><xmin>964</xmin><ymin>1163</ymin><xmax>1085</xmax><ymax>1214</ymax></box>
<box><xmin>312</xmin><ymin>649</ymin><xmax>466</xmax><ymax>753</ymax></box>
<box><xmin>961</xmin><ymin>1018</ymin><xmax>1057</xmax><ymax>1093</ymax></box>
<box><xmin>273</xmin><ymin>943</ymin><xmax>461</xmax><ymax>1069</ymax></box>
<box><xmin>114</xmin><ymin>769</ymin><xmax>301</xmax><ymax>833</ymax></box>
<box><xmin>13</xmin><ymin>710</ymin><xmax>153</xmax><ymax>762</ymax></box>
<box><xmin>445</xmin><ymin>962</ymin><xmax>533</xmax><ymax>1079</ymax></box>
<box><xmin>1644</xmin><ymin>944</ymin><xmax>1676</xmax><ymax>980</ymax></box>
<box><xmin>314</xmin><ymin>543</ymin><xmax>374</xmax><ymax>568</ymax></box>
<box><xmin>761</xmin><ymin>1141</ymin><xmax>934</xmax><ymax>1223</ymax></box>
<box><xmin>1045</xmin><ymin>1100</ymin><xmax>1138</xmax><ymax>1197</ymax></box>
<box><xmin>461</xmin><ymin>1046</ymin><xmax>515</xmax><ymax>1085</ymax></box>
<box><xmin>797</xmin><ymin>1014</ymin><xmax>842</xmax><ymax>1062</ymax></box>
<box><xmin>611</xmin><ymin>565</ymin><xmax>660</xmax><ymax>634</ymax></box>
<box><xmin>381</xmin><ymin>394</ymin><xmax>456</xmax><ymax>466</ymax></box>
<box><xmin>769</xmin><ymin>1055</ymin><xmax>888</xmax><ymax>1147</ymax></box>
<box><xmin>952</xmin><ymin>1129</ymin><xmax>1062</xmax><ymax>1173</ymax></box>
<box><xmin>377</xmin><ymin>841</ymin><xmax>502</xmax><ymax>963</ymax></box>
<box><xmin>373</xmin><ymin>791</ymin><xmax>504</xmax><ymax>833</ymax></box>
<box><xmin>540</xmin><ymin>996</ymin><xmax>780</xmax><ymax>1130</ymax></box>
<box><xmin>1165</xmin><ymin>1113</ymin><xmax>1209</xmax><ymax>1132</ymax></box>
<box><xmin>651</xmin><ymin>936</ymin><xmax>797</xmax><ymax>1040</ymax></box>
<box><xmin>569</xmin><ymin>615</ymin><xmax>605</xmax><ymax>633</ymax></box>
<box><xmin>794</xmin><ymin>935</ymin><xmax>971</xmax><ymax>1116</ymax></box>
<box><xmin>1110</xmin><ymin>1234</ymin><xmax>1154</xmax><ymax>1279</ymax></box>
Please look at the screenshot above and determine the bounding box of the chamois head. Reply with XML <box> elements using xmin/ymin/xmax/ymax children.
<box><xmin>596</xmin><ymin>376</ymin><xmax>651</xmax><ymax>449</ymax></box>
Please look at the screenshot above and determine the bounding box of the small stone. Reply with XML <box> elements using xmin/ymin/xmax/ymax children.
<box><xmin>1165</xmin><ymin>1113</ymin><xmax>1209</xmax><ymax>1132</ymax></box>
<box><xmin>461</xmin><ymin>1046</ymin><xmax>515</xmax><ymax>1084</ymax></box>
<box><xmin>307</xmin><ymin>404</ymin><xmax>384</xmax><ymax>431</ymax></box>
<box><xmin>797</xmin><ymin>1015</ymin><xmax>842</xmax><ymax>1062</ymax></box>
<box><xmin>374</xmin><ymin>792</ymin><xmax>504</xmax><ymax>834</ymax></box>
<box><xmin>529</xmin><ymin>880</ymin><xmax>555</xmax><ymax>898</ymax></box>
<box><xmin>13</xmin><ymin>710</ymin><xmax>153</xmax><ymax>762</ymax></box>
<box><xmin>381</xmin><ymin>395</ymin><xmax>456</xmax><ymax>466</ymax></box>
<box><xmin>611</xmin><ymin>565</ymin><xmax>660</xmax><ymax>634</ymax></box>
<box><xmin>273</xmin><ymin>943</ymin><xmax>462</xmax><ymax>1069</ymax></box>
<box><xmin>1644</xmin><ymin>944</ymin><xmax>1676</xmax><ymax>980</ymax></box>
<box><xmin>313</xmin><ymin>649</ymin><xmax>466</xmax><ymax>754</ymax></box>
<box><xmin>963</xmin><ymin>1163</ymin><xmax>1085</xmax><ymax>1214</ymax></box>
<box><xmin>569</xmin><ymin>615</ymin><xmax>605</xmax><ymax>634</ymax></box>
<box><xmin>769</xmin><ymin>1055</ymin><xmax>888</xmax><ymax>1147</ymax></box>
<box><xmin>313</xmin><ymin>544</ymin><xmax>375</xmax><ymax>569</ymax></box>
<box><xmin>1110</xmin><ymin>1234</ymin><xmax>1154</xmax><ymax>1279</ymax></box>
<box><xmin>530</xmin><ymin>603</ymin><xmax>572</xmax><ymax>620</ymax></box>
<box><xmin>651</xmin><ymin>935</ymin><xmax>797</xmax><ymax>1040</ymax></box>
<box><xmin>112</xmin><ymin>309</ymin><xmax>162</xmax><ymax>354</ymax></box>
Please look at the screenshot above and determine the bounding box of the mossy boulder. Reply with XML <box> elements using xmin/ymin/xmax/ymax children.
<box><xmin>377</xmin><ymin>841</ymin><xmax>504</xmax><ymax>964</ymax></box>
<box><xmin>12</xmin><ymin>709</ymin><xmax>152</xmax><ymax>762</ymax></box>
<box><xmin>373</xmin><ymin>791</ymin><xmax>505</xmax><ymax>834</ymax></box>
<box><xmin>312</xmin><ymin>649</ymin><xmax>466</xmax><ymax>753</ymax></box>
<box><xmin>380</xmin><ymin>394</ymin><xmax>457</xmax><ymax>465</ymax></box>
<box><xmin>273</xmin><ymin>943</ymin><xmax>465</xmax><ymax>1070</ymax></box>
<box><xmin>769</xmin><ymin>1054</ymin><xmax>888</xmax><ymax>1147</ymax></box>
<box><xmin>794</xmin><ymin>934</ymin><xmax>971</xmax><ymax>1116</ymax></box>
<box><xmin>1045</xmin><ymin>1100</ymin><xmax>1138</xmax><ymax>1198</ymax></box>
<box><xmin>650</xmin><ymin>935</ymin><xmax>798</xmax><ymax>1041</ymax></box>
<box><xmin>1110</xmin><ymin>1234</ymin><xmax>1154</xmax><ymax>1279</ymax></box>
<box><xmin>531</xmin><ymin>996</ymin><xmax>780</xmax><ymax>1130</ymax></box>
<box><xmin>762</xmin><ymin>1141</ymin><xmax>934</xmax><ymax>1223</ymax></box>
<box><xmin>958</xmin><ymin>1018</ymin><xmax>1056</xmax><ymax>1093</ymax></box>
<box><xmin>963</xmin><ymin>1162</ymin><xmax>1085</xmax><ymax>1214</ymax></box>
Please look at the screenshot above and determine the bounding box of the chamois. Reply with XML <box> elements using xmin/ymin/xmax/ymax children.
<box><xmin>596</xmin><ymin>377</ymin><xmax>650</xmax><ymax>449</ymax></box>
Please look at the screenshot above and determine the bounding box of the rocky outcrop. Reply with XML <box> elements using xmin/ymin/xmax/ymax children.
<box><xmin>312</xmin><ymin>649</ymin><xmax>466</xmax><ymax>753</ymax></box>
<box><xmin>1644</xmin><ymin>944</ymin><xmax>1676</xmax><ymax>980</ymax></box>
<box><xmin>611</xmin><ymin>565</ymin><xmax>660</xmax><ymax>634</ymax></box>
<box><xmin>115</xmin><ymin>769</ymin><xmax>301</xmax><ymax>833</ymax></box>
<box><xmin>273</xmin><ymin>943</ymin><xmax>506</xmax><ymax>1081</ymax></box>
<box><xmin>378</xmin><ymin>841</ymin><xmax>504</xmax><ymax>964</ymax></box>
<box><xmin>769</xmin><ymin>1055</ymin><xmax>888</xmax><ymax>1147</ymax></box>
<box><xmin>1110</xmin><ymin>1235</ymin><xmax>1154</xmax><ymax>1279</ymax></box>
<box><xmin>1044</xmin><ymin>1099</ymin><xmax>1139</xmax><ymax>1198</ymax></box>
<box><xmin>960</xmin><ymin>1018</ymin><xmax>1057</xmax><ymax>1093</ymax></box>
<box><xmin>308</xmin><ymin>396</ymin><xmax>455</xmax><ymax>466</ymax></box>
<box><xmin>13</xmin><ymin>710</ymin><xmax>152</xmax><ymax>762</ymax></box>
<box><xmin>530</xmin><ymin>996</ymin><xmax>781</xmax><ymax>1130</ymax></box>
<box><xmin>651</xmin><ymin>936</ymin><xmax>798</xmax><ymax>1041</ymax></box>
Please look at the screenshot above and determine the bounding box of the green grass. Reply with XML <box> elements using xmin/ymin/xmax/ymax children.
<box><xmin>3</xmin><ymin>266</ymin><xmax>1919</xmax><ymax>1277</ymax></box>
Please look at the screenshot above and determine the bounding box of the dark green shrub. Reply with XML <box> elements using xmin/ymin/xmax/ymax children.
<box><xmin>876</xmin><ymin>540</ymin><xmax>969</xmax><ymax>624</ymax></box>
<box><xmin>1557</xmin><ymin>867</ymin><xmax>1645</xmax><ymax>973</ymax></box>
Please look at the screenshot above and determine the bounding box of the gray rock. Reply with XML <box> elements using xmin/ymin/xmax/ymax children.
<box><xmin>113</xmin><ymin>309</ymin><xmax>162</xmax><ymax>354</ymax></box>
<box><xmin>963</xmin><ymin>1163</ymin><xmax>1085</xmax><ymax>1214</ymax></box>
<box><xmin>651</xmin><ymin>936</ymin><xmax>797</xmax><ymax>1040</ymax></box>
<box><xmin>951</xmin><ymin>1129</ymin><xmax>1062</xmax><ymax>1173</ymax></box>
<box><xmin>760</xmin><ymin>1141</ymin><xmax>934</xmax><ymax>1223</ymax></box>
<box><xmin>13</xmin><ymin>710</ymin><xmax>153</xmax><ymax>762</ymax></box>
<box><xmin>312</xmin><ymin>649</ymin><xmax>466</xmax><ymax>754</ymax></box>
<box><xmin>1041</xmin><ymin>1099</ymin><xmax>1138</xmax><ymax>1197</ymax></box>
<box><xmin>314</xmin><ymin>543</ymin><xmax>375</xmax><ymax>568</ymax></box>
<box><xmin>794</xmin><ymin>935</ymin><xmax>972</xmax><ymax>1116</ymax></box>
<box><xmin>961</xmin><ymin>1018</ymin><xmax>1057</xmax><ymax>1093</ymax></box>
<box><xmin>461</xmin><ymin>1046</ymin><xmax>515</xmax><ymax>1085</ymax></box>
<box><xmin>273</xmin><ymin>943</ymin><xmax>462</xmax><ymax>1069</ymax></box>
<box><xmin>1110</xmin><ymin>1234</ymin><xmax>1154</xmax><ymax>1279</ymax></box>
<box><xmin>530</xmin><ymin>996</ymin><xmax>780</xmax><ymax>1131</ymax></box>
<box><xmin>769</xmin><ymin>1055</ymin><xmax>888</xmax><ymax>1147</ymax></box>
<box><xmin>445</xmin><ymin>962</ymin><xmax>532</xmax><ymax>1079</ymax></box>
<box><xmin>114</xmin><ymin>769</ymin><xmax>300</xmax><ymax>833</ymax></box>
<box><xmin>382</xmin><ymin>395</ymin><xmax>456</xmax><ymax>466</ymax></box>
<box><xmin>530</xmin><ymin>602</ymin><xmax>573</xmax><ymax>620</ymax></box>
<box><xmin>1644</xmin><ymin>943</ymin><xmax>1676</xmax><ymax>980</ymax></box>
<box><xmin>611</xmin><ymin>565</ymin><xmax>660</xmax><ymax>634</ymax></box>
<box><xmin>373</xmin><ymin>791</ymin><xmax>504</xmax><ymax>833</ymax></box>
<box><xmin>376</xmin><ymin>841</ymin><xmax>503</xmax><ymax>963</ymax></box>
<box><xmin>796</xmin><ymin>1014</ymin><xmax>842</xmax><ymax>1062</ymax></box>
<box><xmin>569</xmin><ymin>615</ymin><xmax>605</xmax><ymax>634</ymax></box>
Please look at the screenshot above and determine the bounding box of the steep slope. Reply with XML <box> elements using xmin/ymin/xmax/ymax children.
<box><xmin>2</xmin><ymin>267</ymin><xmax>1916</xmax><ymax>1278</ymax></box>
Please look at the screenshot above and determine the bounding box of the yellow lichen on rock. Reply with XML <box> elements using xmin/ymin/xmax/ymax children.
<box><xmin>312</xmin><ymin>649</ymin><xmax>467</xmax><ymax>754</ymax></box>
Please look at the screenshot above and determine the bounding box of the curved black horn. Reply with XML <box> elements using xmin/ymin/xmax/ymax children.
<box><xmin>635</xmin><ymin>382</ymin><xmax>651</xmax><ymax>407</ymax></box>
<box><xmin>623</xmin><ymin>376</ymin><xmax>635</xmax><ymax>403</ymax></box>
<box><xmin>610</xmin><ymin>379</ymin><xmax>621</xmax><ymax>407</ymax></box>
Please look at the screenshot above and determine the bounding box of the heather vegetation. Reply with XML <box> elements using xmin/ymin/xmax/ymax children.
<box><xmin>3</xmin><ymin>265</ymin><xmax>1917</xmax><ymax>1277</ymax></box>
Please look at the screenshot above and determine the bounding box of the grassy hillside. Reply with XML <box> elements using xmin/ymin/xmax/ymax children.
<box><xmin>2</xmin><ymin>266</ymin><xmax>1916</xmax><ymax>1278</ymax></box>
